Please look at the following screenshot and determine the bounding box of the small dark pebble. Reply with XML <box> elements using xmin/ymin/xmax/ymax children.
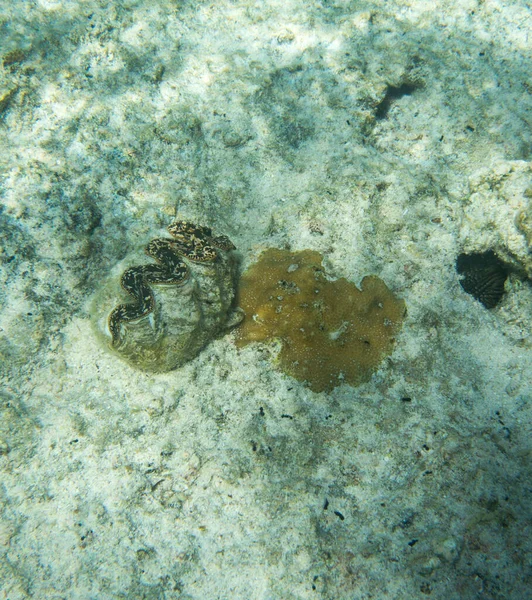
<box><xmin>399</xmin><ymin>513</ymin><xmax>415</xmax><ymax>529</ymax></box>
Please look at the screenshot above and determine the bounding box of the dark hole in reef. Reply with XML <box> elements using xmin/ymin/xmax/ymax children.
<box><xmin>375</xmin><ymin>82</ymin><xmax>421</xmax><ymax>120</ymax></box>
<box><xmin>456</xmin><ymin>250</ymin><xmax>509</xmax><ymax>308</ymax></box>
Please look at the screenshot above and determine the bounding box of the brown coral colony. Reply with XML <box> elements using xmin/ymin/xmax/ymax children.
<box><xmin>236</xmin><ymin>248</ymin><xmax>406</xmax><ymax>392</ymax></box>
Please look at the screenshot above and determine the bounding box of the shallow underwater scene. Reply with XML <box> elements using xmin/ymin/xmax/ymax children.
<box><xmin>1</xmin><ymin>1</ymin><xmax>531</xmax><ymax>598</ymax></box>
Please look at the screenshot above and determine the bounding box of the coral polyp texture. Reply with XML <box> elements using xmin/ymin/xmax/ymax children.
<box><xmin>236</xmin><ymin>248</ymin><xmax>406</xmax><ymax>392</ymax></box>
<box><xmin>91</xmin><ymin>220</ymin><xmax>242</xmax><ymax>372</ymax></box>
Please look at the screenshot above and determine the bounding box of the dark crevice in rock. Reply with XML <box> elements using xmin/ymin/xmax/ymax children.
<box><xmin>375</xmin><ymin>82</ymin><xmax>421</xmax><ymax>120</ymax></box>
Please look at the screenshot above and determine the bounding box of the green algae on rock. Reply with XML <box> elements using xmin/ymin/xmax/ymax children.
<box><xmin>236</xmin><ymin>248</ymin><xmax>406</xmax><ymax>392</ymax></box>
<box><xmin>91</xmin><ymin>220</ymin><xmax>242</xmax><ymax>372</ymax></box>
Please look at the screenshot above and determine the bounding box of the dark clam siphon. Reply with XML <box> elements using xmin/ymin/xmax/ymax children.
<box><xmin>456</xmin><ymin>250</ymin><xmax>509</xmax><ymax>308</ymax></box>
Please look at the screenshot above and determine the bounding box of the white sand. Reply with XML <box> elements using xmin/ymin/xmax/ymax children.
<box><xmin>1</xmin><ymin>1</ymin><xmax>531</xmax><ymax>598</ymax></box>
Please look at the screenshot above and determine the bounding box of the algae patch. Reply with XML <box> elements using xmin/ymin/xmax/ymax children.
<box><xmin>236</xmin><ymin>248</ymin><xmax>406</xmax><ymax>392</ymax></box>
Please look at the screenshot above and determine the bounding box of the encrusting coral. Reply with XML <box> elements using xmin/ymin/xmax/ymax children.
<box><xmin>236</xmin><ymin>248</ymin><xmax>406</xmax><ymax>392</ymax></box>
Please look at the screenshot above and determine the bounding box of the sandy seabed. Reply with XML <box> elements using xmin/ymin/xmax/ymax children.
<box><xmin>1</xmin><ymin>1</ymin><xmax>531</xmax><ymax>598</ymax></box>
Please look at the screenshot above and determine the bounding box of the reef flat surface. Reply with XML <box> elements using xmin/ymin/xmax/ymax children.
<box><xmin>1</xmin><ymin>1</ymin><xmax>531</xmax><ymax>598</ymax></box>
